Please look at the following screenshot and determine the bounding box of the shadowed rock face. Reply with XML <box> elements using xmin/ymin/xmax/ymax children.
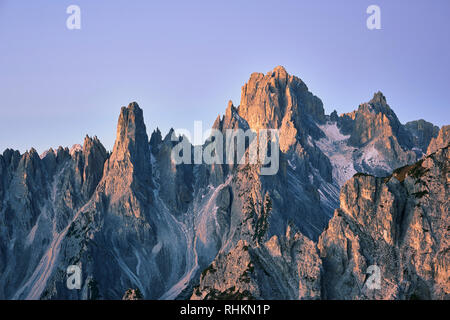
<box><xmin>405</xmin><ymin>119</ymin><xmax>440</xmax><ymax>153</ymax></box>
<box><xmin>80</xmin><ymin>135</ymin><xmax>108</xmax><ymax>199</ymax></box>
<box><xmin>149</xmin><ymin>129</ymin><xmax>194</xmax><ymax>215</ymax></box>
<box><xmin>0</xmin><ymin>67</ymin><xmax>447</xmax><ymax>300</ymax></box>
<box><xmin>0</xmin><ymin>136</ymin><xmax>109</xmax><ymax>299</ymax></box>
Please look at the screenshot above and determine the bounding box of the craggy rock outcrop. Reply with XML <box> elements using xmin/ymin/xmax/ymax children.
<box><xmin>234</xmin><ymin>67</ymin><xmax>336</xmax><ymax>239</ymax></box>
<box><xmin>0</xmin><ymin>137</ymin><xmax>109</xmax><ymax>299</ymax></box>
<box><xmin>192</xmin><ymin>226</ymin><xmax>322</xmax><ymax>300</ymax></box>
<box><xmin>427</xmin><ymin>125</ymin><xmax>450</xmax><ymax>155</ymax></box>
<box><xmin>103</xmin><ymin>102</ymin><xmax>153</xmax><ymax>213</ymax></box>
<box><xmin>38</xmin><ymin>103</ymin><xmax>174</xmax><ymax>300</ymax></box>
<box><xmin>318</xmin><ymin>146</ymin><xmax>449</xmax><ymax>299</ymax></box>
<box><xmin>79</xmin><ymin>136</ymin><xmax>108</xmax><ymax>199</ymax></box>
<box><xmin>0</xmin><ymin>67</ymin><xmax>447</xmax><ymax>300</ymax></box>
<box><xmin>405</xmin><ymin>120</ymin><xmax>439</xmax><ymax>153</ymax></box>
<box><xmin>337</xmin><ymin>92</ymin><xmax>417</xmax><ymax>176</ymax></box>
<box><xmin>238</xmin><ymin>66</ymin><xmax>326</xmax><ymax>152</ymax></box>
<box><xmin>122</xmin><ymin>288</ymin><xmax>143</xmax><ymax>300</ymax></box>
<box><xmin>150</xmin><ymin>129</ymin><xmax>194</xmax><ymax>215</ymax></box>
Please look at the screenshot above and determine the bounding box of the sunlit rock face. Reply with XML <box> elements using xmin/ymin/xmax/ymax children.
<box><xmin>103</xmin><ymin>102</ymin><xmax>153</xmax><ymax>215</ymax></box>
<box><xmin>192</xmin><ymin>228</ymin><xmax>322</xmax><ymax>300</ymax></box>
<box><xmin>334</xmin><ymin>92</ymin><xmax>419</xmax><ymax>178</ymax></box>
<box><xmin>427</xmin><ymin>125</ymin><xmax>450</xmax><ymax>155</ymax></box>
<box><xmin>0</xmin><ymin>67</ymin><xmax>447</xmax><ymax>300</ymax></box>
<box><xmin>318</xmin><ymin>146</ymin><xmax>449</xmax><ymax>299</ymax></box>
<box><xmin>238</xmin><ymin>66</ymin><xmax>326</xmax><ymax>152</ymax></box>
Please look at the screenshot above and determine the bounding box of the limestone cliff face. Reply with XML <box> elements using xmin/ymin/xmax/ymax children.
<box><xmin>213</xmin><ymin>100</ymin><xmax>250</xmax><ymax>133</ymax></box>
<box><xmin>341</xmin><ymin>92</ymin><xmax>417</xmax><ymax>176</ymax></box>
<box><xmin>79</xmin><ymin>136</ymin><xmax>108</xmax><ymax>199</ymax></box>
<box><xmin>0</xmin><ymin>137</ymin><xmax>109</xmax><ymax>299</ymax></box>
<box><xmin>345</xmin><ymin>92</ymin><xmax>410</xmax><ymax>147</ymax></box>
<box><xmin>192</xmin><ymin>227</ymin><xmax>322</xmax><ymax>300</ymax></box>
<box><xmin>238</xmin><ymin>66</ymin><xmax>326</xmax><ymax>152</ymax></box>
<box><xmin>427</xmin><ymin>125</ymin><xmax>450</xmax><ymax>155</ymax></box>
<box><xmin>318</xmin><ymin>146</ymin><xmax>449</xmax><ymax>299</ymax></box>
<box><xmin>103</xmin><ymin>102</ymin><xmax>153</xmax><ymax>216</ymax></box>
<box><xmin>192</xmin><ymin>144</ymin><xmax>448</xmax><ymax>301</ymax></box>
<box><xmin>0</xmin><ymin>66</ymin><xmax>447</xmax><ymax>300</ymax></box>
<box><xmin>405</xmin><ymin>119</ymin><xmax>439</xmax><ymax>153</ymax></box>
<box><xmin>149</xmin><ymin>128</ymin><xmax>194</xmax><ymax>215</ymax></box>
<box><xmin>37</xmin><ymin>103</ymin><xmax>191</xmax><ymax>300</ymax></box>
<box><xmin>233</xmin><ymin>67</ymin><xmax>336</xmax><ymax>239</ymax></box>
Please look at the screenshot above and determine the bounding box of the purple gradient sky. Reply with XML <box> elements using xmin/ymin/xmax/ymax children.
<box><xmin>0</xmin><ymin>0</ymin><xmax>449</xmax><ymax>153</ymax></box>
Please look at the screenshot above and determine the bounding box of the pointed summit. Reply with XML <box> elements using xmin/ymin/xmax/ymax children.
<box><xmin>81</xmin><ymin>135</ymin><xmax>107</xmax><ymax>198</ymax></box>
<box><xmin>239</xmin><ymin>66</ymin><xmax>325</xmax><ymax>130</ymax></box>
<box><xmin>106</xmin><ymin>102</ymin><xmax>152</xmax><ymax>189</ymax></box>
<box><xmin>369</xmin><ymin>91</ymin><xmax>387</xmax><ymax>106</ymax></box>
<box><xmin>149</xmin><ymin>127</ymin><xmax>163</xmax><ymax>151</ymax></box>
<box><xmin>272</xmin><ymin>65</ymin><xmax>287</xmax><ymax>72</ymax></box>
<box><xmin>270</xmin><ymin>65</ymin><xmax>289</xmax><ymax>79</ymax></box>
<box><xmin>225</xmin><ymin>100</ymin><xmax>235</xmax><ymax>120</ymax></box>
<box><xmin>114</xmin><ymin>102</ymin><xmax>147</xmax><ymax>152</ymax></box>
<box><xmin>102</xmin><ymin>102</ymin><xmax>153</xmax><ymax>215</ymax></box>
<box><xmin>110</xmin><ymin>102</ymin><xmax>150</xmax><ymax>168</ymax></box>
<box><xmin>237</xmin><ymin>66</ymin><xmax>326</xmax><ymax>151</ymax></box>
<box><xmin>212</xmin><ymin>100</ymin><xmax>249</xmax><ymax>132</ymax></box>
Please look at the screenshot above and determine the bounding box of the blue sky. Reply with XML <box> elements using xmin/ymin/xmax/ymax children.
<box><xmin>0</xmin><ymin>0</ymin><xmax>449</xmax><ymax>153</ymax></box>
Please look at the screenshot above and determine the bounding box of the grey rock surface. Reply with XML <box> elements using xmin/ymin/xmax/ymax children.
<box><xmin>0</xmin><ymin>67</ymin><xmax>447</xmax><ymax>300</ymax></box>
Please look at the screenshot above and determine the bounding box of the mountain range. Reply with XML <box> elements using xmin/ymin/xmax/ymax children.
<box><xmin>0</xmin><ymin>66</ymin><xmax>448</xmax><ymax>300</ymax></box>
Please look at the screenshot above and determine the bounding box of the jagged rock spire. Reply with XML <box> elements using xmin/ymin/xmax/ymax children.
<box><xmin>103</xmin><ymin>102</ymin><xmax>153</xmax><ymax>214</ymax></box>
<box><xmin>110</xmin><ymin>102</ymin><xmax>150</xmax><ymax>168</ymax></box>
<box><xmin>369</xmin><ymin>91</ymin><xmax>387</xmax><ymax>106</ymax></box>
<box><xmin>80</xmin><ymin>135</ymin><xmax>107</xmax><ymax>198</ymax></box>
<box><xmin>427</xmin><ymin>125</ymin><xmax>450</xmax><ymax>154</ymax></box>
<box><xmin>149</xmin><ymin>127</ymin><xmax>163</xmax><ymax>151</ymax></box>
<box><xmin>237</xmin><ymin>66</ymin><xmax>326</xmax><ymax>152</ymax></box>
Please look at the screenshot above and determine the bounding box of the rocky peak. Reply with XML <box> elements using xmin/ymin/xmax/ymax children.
<box><xmin>80</xmin><ymin>135</ymin><xmax>108</xmax><ymax>198</ymax></box>
<box><xmin>225</xmin><ymin>100</ymin><xmax>234</xmax><ymax>118</ymax></box>
<box><xmin>112</xmin><ymin>102</ymin><xmax>149</xmax><ymax>156</ymax></box>
<box><xmin>69</xmin><ymin>144</ymin><xmax>83</xmax><ymax>157</ymax></box>
<box><xmin>427</xmin><ymin>125</ymin><xmax>450</xmax><ymax>155</ymax></box>
<box><xmin>357</xmin><ymin>91</ymin><xmax>396</xmax><ymax>120</ymax></box>
<box><xmin>149</xmin><ymin>127</ymin><xmax>163</xmax><ymax>152</ymax></box>
<box><xmin>347</xmin><ymin>92</ymin><xmax>411</xmax><ymax>149</ymax></box>
<box><xmin>101</xmin><ymin>102</ymin><xmax>153</xmax><ymax>216</ymax></box>
<box><xmin>2</xmin><ymin>149</ymin><xmax>21</xmax><ymax>168</ymax></box>
<box><xmin>405</xmin><ymin>119</ymin><xmax>440</xmax><ymax>153</ymax></box>
<box><xmin>318</xmin><ymin>145</ymin><xmax>449</xmax><ymax>299</ymax></box>
<box><xmin>369</xmin><ymin>91</ymin><xmax>387</xmax><ymax>106</ymax></box>
<box><xmin>83</xmin><ymin>135</ymin><xmax>103</xmax><ymax>154</ymax></box>
<box><xmin>212</xmin><ymin>100</ymin><xmax>249</xmax><ymax>132</ymax></box>
<box><xmin>239</xmin><ymin>66</ymin><xmax>325</xmax><ymax>130</ymax></box>
<box><xmin>18</xmin><ymin>148</ymin><xmax>41</xmax><ymax>176</ymax></box>
<box><xmin>108</xmin><ymin>102</ymin><xmax>151</xmax><ymax>176</ymax></box>
<box><xmin>237</xmin><ymin>66</ymin><xmax>326</xmax><ymax>152</ymax></box>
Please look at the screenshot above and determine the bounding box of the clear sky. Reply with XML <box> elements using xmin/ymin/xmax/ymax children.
<box><xmin>0</xmin><ymin>0</ymin><xmax>449</xmax><ymax>153</ymax></box>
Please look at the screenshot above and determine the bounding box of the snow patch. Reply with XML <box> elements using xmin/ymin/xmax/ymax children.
<box><xmin>316</xmin><ymin>122</ymin><xmax>356</xmax><ymax>186</ymax></box>
<box><xmin>359</xmin><ymin>145</ymin><xmax>391</xmax><ymax>171</ymax></box>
